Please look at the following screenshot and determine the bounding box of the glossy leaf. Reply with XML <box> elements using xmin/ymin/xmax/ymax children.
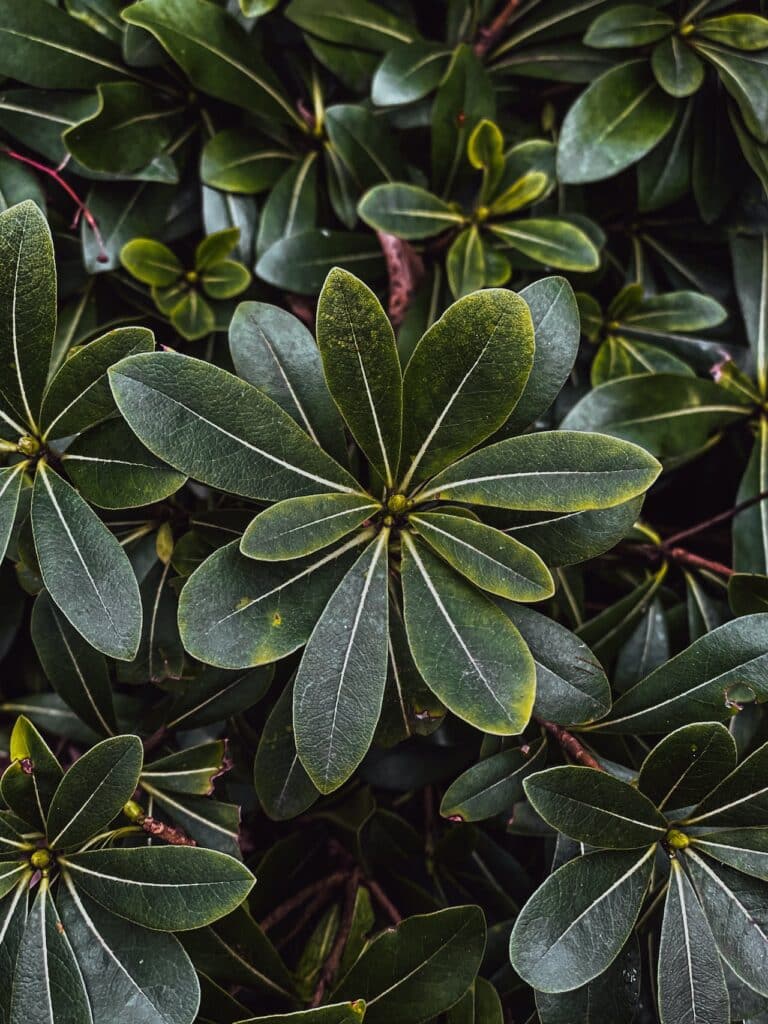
<box><xmin>440</xmin><ymin>737</ymin><xmax>546</xmax><ymax>823</ymax></box>
<box><xmin>358</xmin><ymin>184</ymin><xmax>465</xmax><ymax>239</ymax></box>
<box><xmin>638</xmin><ymin>723</ymin><xmax>737</xmax><ymax>812</ymax></box>
<box><xmin>489</xmin><ymin>218</ymin><xmax>600</xmax><ymax>272</ymax></box>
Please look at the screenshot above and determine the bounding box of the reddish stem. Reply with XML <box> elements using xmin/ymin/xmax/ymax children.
<box><xmin>665</xmin><ymin>547</ymin><xmax>734</xmax><ymax>578</ymax></box>
<box><xmin>310</xmin><ymin>868</ymin><xmax>361</xmax><ymax>1008</ymax></box>
<box><xmin>377</xmin><ymin>231</ymin><xmax>424</xmax><ymax>329</ymax></box>
<box><xmin>259</xmin><ymin>872</ymin><xmax>347</xmax><ymax>932</ymax></box>
<box><xmin>662</xmin><ymin>488</ymin><xmax>768</xmax><ymax>547</ymax></box>
<box><xmin>366</xmin><ymin>879</ymin><xmax>402</xmax><ymax>925</ymax></box>
<box><xmin>1</xmin><ymin>148</ymin><xmax>108</xmax><ymax>262</ymax></box>
<box><xmin>473</xmin><ymin>0</ymin><xmax>521</xmax><ymax>57</ymax></box>
<box><xmin>536</xmin><ymin>719</ymin><xmax>603</xmax><ymax>770</ymax></box>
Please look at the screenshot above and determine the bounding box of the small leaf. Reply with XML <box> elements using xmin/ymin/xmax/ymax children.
<box><xmin>254</xmin><ymin>681</ymin><xmax>319</xmax><ymax>822</ymax></box>
<box><xmin>684</xmin><ymin>739</ymin><xmax>768</xmax><ymax>828</ymax></box>
<box><xmin>489</xmin><ymin>218</ymin><xmax>600</xmax><ymax>272</ymax></box>
<box><xmin>1</xmin><ymin>716</ymin><xmax>62</xmax><ymax>830</ymax></box>
<box><xmin>585</xmin><ymin>5</ymin><xmax>673</xmax><ymax>48</ymax></box>
<box><xmin>120</xmin><ymin>238</ymin><xmax>182</xmax><ymax>286</ymax></box>
<box><xmin>651</xmin><ymin>36</ymin><xmax>705</xmax><ymax>98</ymax></box>
<box><xmin>372</xmin><ymin>42</ymin><xmax>451</xmax><ymax>106</ymax></box>
<box><xmin>440</xmin><ymin>737</ymin><xmax>546</xmax><ymax>822</ymax></box>
<box><xmin>638</xmin><ymin>723</ymin><xmax>737</xmax><ymax>812</ymax></box>
<box><xmin>241</xmin><ymin>494</ymin><xmax>378</xmax><ymax>561</ymax></box>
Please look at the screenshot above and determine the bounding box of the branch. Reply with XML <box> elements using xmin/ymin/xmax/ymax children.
<box><xmin>536</xmin><ymin>719</ymin><xmax>603</xmax><ymax>770</ymax></box>
<box><xmin>377</xmin><ymin>231</ymin><xmax>424</xmax><ymax>329</ymax></box>
<box><xmin>310</xmin><ymin>868</ymin><xmax>361</xmax><ymax>1008</ymax></box>
<box><xmin>626</xmin><ymin>542</ymin><xmax>734</xmax><ymax>578</ymax></box>
<box><xmin>140</xmin><ymin>816</ymin><xmax>196</xmax><ymax>846</ymax></box>
<box><xmin>366</xmin><ymin>879</ymin><xmax>402</xmax><ymax>925</ymax></box>
<box><xmin>662</xmin><ymin>488</ymin><xmax>768</xmax><ymax>547</ymax></box>
<box><xmin>473</xmin><ymin>0</ymin><xmax>521</xmax><ymax>58</ymax></box>
<box><xmin>2</xmin><ymin>149</ymin><xmax>108</xmax><ymax>262</ymax></box>
<box><xmin>260</xmin><ymin>872</ymin><xmax>347</xmax><ymax>932</ymax></box>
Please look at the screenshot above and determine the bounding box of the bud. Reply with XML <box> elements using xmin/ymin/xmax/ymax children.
<box><xmin>156</xmin><ymin>521</ymin><xmax>174</xmax><ymax>565</ymax></box>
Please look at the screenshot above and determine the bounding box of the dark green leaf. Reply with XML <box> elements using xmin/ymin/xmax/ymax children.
<box><xmin>638</xmin><ymin>722</ymin><xmax>736</xmax><ymax>812</ymax></box>
<box><xmin>254</xmin><ymin>681</ymin><xmax>319</xmax><ymax>822</ymax></box>
<box><xmin>256</xmin><ymin>231</ymin><xmax>385</xmax><ymax>293</ymax></box>
<box><xmin>242</xmin><ymin>494</ymin><xmax>378</xmax><ymax>561</ymax></box>
<box><xmin>372</xmin><ymin>42</ymin><xmax>451</xmax><ymax>106</ymax></box>
<box><xmin>440</xmin><ymin>737</ymin><xmax>546</xmax><ymax>822</ymax></box>
<box><xmin>358</xmin><ymin>184</ymin><xmax>465</xmax><ymax>240</ymax></box>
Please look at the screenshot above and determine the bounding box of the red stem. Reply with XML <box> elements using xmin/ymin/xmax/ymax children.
<box><xmin>662</xmin><ymin>488</ymin><xmax>768</xmax><ymax>547</ymax></box>
<box><xmin>473</xmin><ymin>0</ymin><xmax>521</xmax><ymax>57</ymax></box>
<box><xmin>536</xmin><ymin>719</ymin><xmax>603</xmax><ymax>770</ymax></box>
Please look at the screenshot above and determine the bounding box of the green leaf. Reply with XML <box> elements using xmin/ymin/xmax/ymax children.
<box><xmin>256</xmin><ymin>231</ymin><xmax>385</xmax><ymax>293</ymax></box>
<box><xmin>255</xmin><ymin>153</ymin><xmax>318</xmax><ymax>259</ymax></box>
<box><xmin>624</xmin><ymin>290</ymin><xmax>726</xmax><ymax>332</ymax></box>
<box><xmin>731</xmin><ymin>233</ymin><xmax>768</xmax><ymax>398</ymax></box>
<box><xmin>0</xmin><ymin>199</ymin><xmax>56</xmax><ymax>434</ymax></box>
<box><xmin>63</xmin><ymin>418</ymin><xmax>187</xmax><ymax>510</ymax></box>
<box><xmin>46</xmin><ymin>735</ymin><xmax>142</xmax><ymax>849</ymax></box>
<box><xmin>651</xmin><ymin>36</ymin><xmax>705</xmax><ymax>98</ymax></box>
<box><xmin>237</xmin><ymin>1005</ymin><xmax>366</xmax><ymax>1024</ymax></box>
<box><xmin>58</xmin><ymin>880</ymin><xmax>201</xmax><ymax>1024</ymax></box>
<box><xmin>729</xmin><ymin>572</ymin><xmax>768</xmax><ymax>615</ymax></box>
<box><xmin>638</xmin><ymin>723</ymin><xmax>737</xmax><ymax>812</ymax></box>
<box><xmin>142</xmin><ymin>742</ymin><xmax>226</xmax><ymax>796</ymax></box>
<box><xmin>585</xmin><ymin>5</ymin><xmax>673</xmax><ymax>48</ymax></box>
<box><xmin>557</xmin><ymin>61</ymin><xmax>676</xmax><ymax>184</ymax></box>
<box><xmin>358</xmin><ymin>184</ymin><xmax>465</xmax><ymax>240</ymax></box>
<box><xmin>657</xmin><ymin>859</ymin><xmax>729</xmax><ymax>1024</ymax></box>
<box><xmin>31</xmin><ymin>592</ymin><xmax>117</xmax><ymax>737</ymax></box>
<box><xmin>684</xmin><ymin>739</ymin><xmax>768</xmax><ymax>828</ymax></box>
<box><xmin>200</xmin><ymin>260</ymin><xmax>251</xmax><ymax>301</ymax></box>
<box><xmin>440</xmin><ymin>736</ymin><xmax>546</xmax><ymax>822</ymax></box>
<box><xmin>40</xmin><ymin>326</ymin><xmax>154</xmax><ymax>441</ymax></box>
<box><xmin>489</xmin><ymin>218</ymin><xmax>600</xmax><ymax>272</ymax></box>
<box><xmin>169</xmin><ymin>291</ymin><xmax>216</xmax><ymax>343</ymax></box>
<box><xmin>502</xmin><ymin>603</ymin><xmax>611</xmax><ymax>726</ymax></box>
<box><xmin>164</xmin><ymin>665</ymin><xmax>273</xmax><ymax>731</ymax></box>
<box><xmin>0</xmin><ymin>464</ymin><xmax>26</xmax><ymax>565</ymax></box>
<box><xmin>1</xmin><ymin>716</ymin><xmax>62</xmax><ymax>830</ymax></box>
<box><xmin>638</xmin><ymin>101</ymin><xmax>694</xmax><ymax>212</ymax></box>
<box><xmin>692</xmin><ymin>828</ymin><xmax>768</xmax><ymax>882</ymax></box>
<box><xmin>447</xmin><ymin>978</ymin><xmax>504</xmax><ymax>1024</ymax></box>
<box><xmin>123</xmin><ymin>0</ymin><xmax>303</xmax><ymax>129</ymax></box>
<box><xmin>285</xmin><ymin>0</ymin><xmax>416</xmax><ymax>49</ymax></box>
<box><xmin>195</xmin><ymin>229</ymin><xmax>240</xmax><ymax>270</ymax></box>
<box><xmin>524</xmin><ymin>766</ymin><xmax>666</xmax><ymax>848</ymax></box>
<box><xmin>694</xmin><ymin>42</ymin><xmax>768</xmax><ymax>143</ymax></box>
<box><xmin>254</xmin><ymin>681</ymin><xmax>319</xmax><ymax>822</ymax></box>
<box><xmin>31</xmin><ymin>463</ymin><xmax>142</xmax><ymax>661</ymax></box>
<box><xmin>0</xmin><ymin>880</ymin><xmax>28</xmax><ymax>1024</ymax></box>
<box><xmin>0</xmin><ymin>0</ymin><xmax>126</xmax><ymax>89</ymax></box>
<box><xmin>242</xmin><ymin>494</ymin><xmax>378</xmax><ymax>561</ymax></box>
<box><xmin>10</xmin><ymin>881</ymin><xmax>91</xmax><ymax>1024</ymax></box>
<box><xmin>696</xmin><ymin>14</ymin><xmax>768</xmax><ymax>51</ymax></box>
<box><xmin>120</xmin><ymin>238</ymin><xmax>182</xmax><ymax>287</ymax></box>
<box><xmin>410</xmin><ymin>512</ymin><xmax>553</xmax><ymax>602</ymax></box>
<box><xmin>399</xmin><ymin>288</ymin><xmax>534</xmax><ymax>489</ymax></box>
<box><xmin>316</xmin><ymin>269</ymin><xmax>402</xmax><ymax>488</ymax></box>
<box><xmin>177</xmin><ymin>537</ymin><xmax>363</xmax><ymax>669</ymax></box>
<box><xmin>109</xmin><ymin>352</ymin><xmax>358</xmax><ymax>502</ymax></box>
<box><xmin>418</xmin><ymin>431</ymin><xmax>660</xmax><ymax>511</ymax></box>
<box><xmin>324</xmin><ymin>104</ymin><xmax>404</xmax><ymax>194</ymax></box>
<box><xmin>401</xmin><ymin>534</ymin><xmax>535</xmax><ymax>735</ymax></box>
<box><xmin>201</xmin><ymin>131</ymin><xmax>293</xmax><ymax>195</ymax></box>
<box><xmin>509</xmin><ymin>847</ymin><xmax>655</xmax><ymax>992</ymax></box>
<box><xmin>372</xmin><ymin>41</ymin><xmax>451</xmax><ymax>106</ymax></box>
<box><xmin>334</xmin><ymin>906</ymin><xmax>485</xmax><ymax>1024</ymax></box>
<box><xmin>432</xmin><ymin>45</ymin><xmax>494</xmax><ymax>197</ymax></box>
<box><xmin>446</xmin><ymin>227</ymin><xmax>487</xmax><ymax>299</ymax></box>
<box><xmin>561</xmin><ymin>374</ymin><xmax>752</xmax><ymax>463</ymax></box>
<box><xmin>229</xmin><ymin>301</ymin><xmax>347</xmax><ymax>463</ymax></box>
<box><xmin>594</xmin><ymin>614</ymin><xmax>768</xmax><ymax>734</ymax></box>
<box><xmin>591</xmin><ymin>336</ymin><xmax>695</xmax><ymax>385</ymax></box>
<box><xmin>294</xmin><ymin>531</ymin><xmax>389</xmax><ymax>793</ymax></box>
<box><xmin>60</xmin><ymin>846</ymin><xmax>254</xmax><ymax>931</ymax></box>
<box><xmin>535</xmin><ymin>938</ymin><xmax>641</xmax><ymax>1024</ymax></box>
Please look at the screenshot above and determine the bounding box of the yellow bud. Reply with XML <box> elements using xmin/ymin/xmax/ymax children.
<box><xmin>666</xmin><ymin>828</ymin><xmax>690</xmax><ymax>850</ymax></box>
<box><xmin>17</xmin><ymin>435</ymin><xmax>39</xmax><ymax>457</ymax></box>
<box><xmin>387</xmin><ymin>493</ymin><xmax>409</xmax><ymax>515</ymax></box>
<box><xmin>30</xmin><ymin>849</ymin><xmax>51</xmax><ymax>870</ymax></box>
<box><xmin>123</xmin><ymin>799</ymin><xmax>145</xmax><ymax>823</ymax></box>
<box><xmin>156</xmin><ymin>522</ymin><xmax>174</xmax><ymax>565</ymax></box>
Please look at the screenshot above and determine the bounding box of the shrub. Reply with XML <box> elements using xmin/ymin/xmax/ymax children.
<box><xmin>0</xmin><ymin>3</ymin><xmax>767</xmax><ymax>1023</ymax></box>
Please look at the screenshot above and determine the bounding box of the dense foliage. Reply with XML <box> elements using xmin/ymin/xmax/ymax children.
<box><xmin>1</xmin><ymin>2</ymin><xmax>768</xmax><ymax>1023</ymax></box>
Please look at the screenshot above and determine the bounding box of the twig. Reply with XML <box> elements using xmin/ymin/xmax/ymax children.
<box><xmin>377</xmin><ymin>231</ymin><xmax>424</xmax><ymax>329</ymax></box>
<box><xmin>310</xmin><ymin>868</ymin><xmax>361</xmax><ymax>1008</ymax></box>
<box><xmin>275</xmin><ymin>889</ymin><xmax>336</xmax><ymax>950</ymax></box>
<box><xmin>536</xmin><ymin>719</ymin><xmax>603</xmax><ymax>770</ymax></box>
<box><xmin>142</xmin><ymin>726</ymin><xmax>168</xmax><ymax>755</ymax></box>
<box><xmin>140</xmin><ymin>816</ymin><xmax>196</xmax><ymax>846</ymax></box>
<box><xmin>260</xmin><ymin>872</ymin><xmax>347</xmax><ymax>932</ymax></box>
<box><xmin>2</xmin><ymin>148</ymin><xmax>108</xmax><ymax>262</ymax></box>
<box><xmin>665</xmin><ymin>547</ymin><xmax>734</xmax><ymax>578</ymax></box>
<box><xmin>473</xmin><ymin>0</ymin><xmax>521</xmax><ymax>58</ymax></box>
<box><xmin>366</xmin><ymin>879</ymin><xmax>402</xmax><ymax>925</ymax></box>
<box><xmin>662</xmin><ymin>488</ymin><xmax>768</xmax><ymax>547</ymax></box>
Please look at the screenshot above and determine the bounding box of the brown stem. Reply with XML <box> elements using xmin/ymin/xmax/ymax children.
<box><xmin>536</xmin><ymin>718</ymin><xmax>603</xmax><ymax>771</ymax></box>
<box><xmin>259</xmin><ymin>872</ymin><xmax>347</xmax><ymax>932</ymax></box>
<box><xmin>665</xmin><ymin>547</ymin><xmax>734</xmax><ymax>578</ymax></box>
<box><xmin>142</xmin><ymin>726</ymin><xmax>168</xmax><ymax>755</ymax></box>
<box><xmin>662</xmin><ymin>489</ymin><xmax>768</xmax><ymax>547</ymax></box>
<box><xmin>140</xmin><ymin>816</ymin><xmax>196</xmax><ymax>846</ymax></box>
<box><xmin>275</xmin><ymin>889</ymin><xmax>336</xmax><ymax>950</ymax></box>
<box><xmin>377</xmin><ymin>231</ymin><xmax>424</xmax><ymax>329</ymax></box>
<box><xmin>310</xmin><ymin>868</ymin><xmax>361</xmax><ymax>1008</ymax></box>
<box><xmin>2</xmin><ymin>148</ymin><xmax>108</xmax><ymax>262</ymax></box>
<box><xmin>473</xmin><ymin>0</ymin><xmax>521</xmax><ymax>57</ymax></box>
<box><xmin>366</xmin><ymin>879</ymin><xmax>402</xmax><ymax>925</ymax></box>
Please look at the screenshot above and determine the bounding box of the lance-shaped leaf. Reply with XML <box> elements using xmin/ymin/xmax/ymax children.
<box><xmin>10</xmin><ymin>881</ymin><xmax>91</xmax><ymax>1024</ymax></box>
<box><xmin>0</xmin><ymin>863</ymin><xmax>30</xmax><ymax>901</ymax></box>
<box><xmin>731</xmin><ymin>233</ymin><xmax>768</xmax><ymax>397</ymax></box>
<box><xmin>638</xmin><ymin>722</ymin><xmax>737</xmax><ymax>812</ymax></box>
<box><xmin>40</xmin><ymin>326</ymin><xmax>154</xmax><ymax>441</ymax></box>
<box><xmin>46</xmin><ymin>735</ymin><xmax>142</xmax><ymax>849</ymax></box>
<box><xmin>123</xmin><ymin>0</ymin><xmax>303</xmax><ymax>128</ymax></box>
<box><xmin>410</xmin><ymin>512</ymin><xmax>553</xmax><ymax>602</ymax></box>
<box><xmin>294</xmin><ymin>531</ymin><xmax>389</xmax><ymax>794</ymax></box>
<box><xmin>358</xmin><ymin>184</ymin><xmax>465</xmax><ymax>239</ymax></box>
<box><xmin>178</xmin><ymin>536</ymin><xmax>364</xmax><ymax>669</ymax></box>
<box><xmin>31</xmin><ymin>463</ymin><xmax>142</xmax><ymax>660</ymax></box>
<box><xmin>31</xmin><ymin>592</ymin><xmax>117</xmax><ymax>737</ymax></box>
<box><xmin>334</xmin><ymin>906</ymin><xmax>485</xmax><ymax>1024</ymax></box>
<box><xmin>585</xmin><ymin>5</ymin><xmax>674</xmax><ymax>47</ymax></box>
<box><xmin>401</xmin><ymin>534</ymin><xmax>535</xmax><ymax>735</ymax></box>
<box><xmin>316</xmin><ymin>269</ymin><xmax>402</xmax><ymax>488</ymax></box>
<box><xmin>594</xmin><ymin>614</ymin><xmax>768</xmax><ymax>734</ymax></box>
<box><xmin>418</xmin><ymin>431</ymin><xmax>660</xmax><ymax>511</ymax></box>
<box><xmin>489</xmin><ymin>219</ymin><xmax>600</xmax><ymax>272</ymax></box>
<box><xmin>0</xmin><ymin>880</ymin><xmax>28</xmax><ymax>1024</ymax></box>
<box><xmin>58</xmin><ymin>880</ymin><xmax>201</xmax><ymax>1024</ymax></box>
<box><xmin>141</xmin><ymin>742</ymin><xmax>226</xmax><ymax>796</ymax></box>
<box><xmin>557</xmin><ymin>61</ymin><xmax>676</xmax><ymax>184</ymax></box>
<box><xmin>255</xmin><ymin>681</ymin><xmax>319</xmax><ymax>822</ymax></box>
<box><xmin>695</xmin><ymin>42</ymin><xmax>768</xmax><ymax>143</ymax></box>
<box><xmin>228</xmin><ymin>302</ymin><xmax>347</xmax><ymax>463</ymax></box>
<box><xmin>684</xmin><ymin>740</ymin><xmax>768</xmax><ymax>828</ymax></box>
<box><xmin>399</xmin><ymin>288</ymin><xmax>534</xmax><ymax>489</ymax></box>
<box><xmin>657</xmin><ymin>859</ymin><xmax>729</xmax><ymax>1024</ymax></box>
<box><xmin>117</xmin><ymin>559</ymin><xmax>184</xmax><ymax>685</ymax></box>
<box><xmin>0</xmin><ymin>199</ymin><xmax>56</xmax><ymax>433</ymax></box>
<box><xmin>524</xmin><ymin>766</ymin><xmax>666</xmax><ymax>848</ymax></box>
<box><xmin>440</xmin><ymin>736</ymin><xmax>546</xmax><ymax>823</ymax></box>
<box><xmin>141</xmin><ymin>787</ymin><xmax>241</xmax><ymax>859</ymax></box>
<box><xmin>241</xmin><ymin>494</ymin><xmax>379</xmax><ymax>561</ymax></box>
<box><xmin>509</xmin><ymin>846</ymin><xmax>655</xmax><ymax>992</ymax></box>
<box><xmin>1</xmin><ymin>715</ymin><xmax>62</xmax><ymax>831</ymax></box>
<box><xmin>0</xmin><ymin>463</ymin><xmax>27</xmax><ymax>565</ymax></box>
<box><xmin>59</xmin><ymin>847</ymin><xmax>254</xmax><ymax>931</ymax></box>
<box><xmin>535</xmin><ymin>937</ymin><xmax>641</xmax><ymax>1024</ymax></box>
<box><xmin>685</xmin><ymin>849</ymin><xmax>768</xmax><ymax>997</ymax></box>
<box><xmin>109</xmin><ymin>352</ymin><xmax>358</xmax><ymax>501</ymax></box>
<box><xmin>692</xmin><ymin>829</ymin><xmax>768</xmax><ymax>881</ymax></box>
<box><xmin>286</xmin><ymin>0</ymin><xmax>417</xmax><ymax>49</ymax></box>
<box><xmin>501</xmin><ymin>603</ymin><xmax>611</xmax><ymax>726</ymax></box>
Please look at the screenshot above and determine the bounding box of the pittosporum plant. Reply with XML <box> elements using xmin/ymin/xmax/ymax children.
<box><xmin>108</xmin><ymin>268</ymin><xmax>659</xmax><ymax>795</ymax></box>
